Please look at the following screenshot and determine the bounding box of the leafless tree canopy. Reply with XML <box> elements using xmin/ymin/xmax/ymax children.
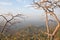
<box><xmin>32</xmin><ymin>0</ymin><xmax>60</xmax><ymax>40</ymax></box>
<box><xmin>0</xmin><ymin>13</ymin><xmax>24</xmax><ymax>33</ymax></box>
<box><xmin>33</xmin><ymin>0</ymin><xmax>60</xmax><ymax>9</ymax></box>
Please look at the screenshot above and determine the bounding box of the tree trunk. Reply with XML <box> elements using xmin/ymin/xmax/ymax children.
<box><xmin>46</xmin><ymin>12</ymin><xmax>50</xmax><ymax>40</ymax></box>
<box><xmin>50</xmin><ymin>36</ymin><xmax>54</xmax><ymax>40</ymax></box>
<box><xmin>50</xmin><ymin>12</ymin><xmax>60</xmax><ymax>40</ymax></box>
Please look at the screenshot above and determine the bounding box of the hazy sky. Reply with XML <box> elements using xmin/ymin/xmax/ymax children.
<box><xmin>0</xmin><ymin>0</ymin><xmax>60</xmax><ymax>20</ymax></box>
<box><xmin>0</xmin><ymin>0</ymin><xmax>45</xmax><ymax>20</ymax></box>
<box><xmin>0</xmin><ymin>0</ymin><xmax>40</xmax><ymax>13</ymax></box>
<box><xmin>0</xmin><ymin>0</ymin><xmax>60</xmax><ymax>28</ymax></box>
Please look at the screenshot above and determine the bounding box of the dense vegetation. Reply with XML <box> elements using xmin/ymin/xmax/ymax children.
<box><xmin>0</xmin><ymin>25</ymin><xmax>60</xmax><ymax>40</ymax></box>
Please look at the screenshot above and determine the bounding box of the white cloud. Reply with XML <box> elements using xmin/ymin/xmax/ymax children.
<box><xmin>16</xmin><ymin>0</ymin><xmax>22</xmax><ymax>2</ymax></box>
<box><xmin>0</xmin><ymin>2</ymin><xmax>12</xmax><ymax>6</ymax></box>
<box><xmin>16</xmin><ymin>0</ymin><xmax>24</xmax><ymax>3</ymax></box>
<box><xmin>0</xmin><ymin>0</ymin><xmax>10</xmax><ymax>1</ymax></box>
<box><xmin>24</xmin><ymin>5</ymin><xmax>32</xmax><ymax>7</ymax></box>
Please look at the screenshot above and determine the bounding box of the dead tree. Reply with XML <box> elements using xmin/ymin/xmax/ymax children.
<box><xmin>0</xmin><ymin>13</ymin><xmax>24</xmax><ymax>33</ymax></box>
<box><xmin>0</xmin><ymin>13</ymin><xmax>24</xmax><ymax>40</ymax></box>
<box><xmin>32</xmin><ymin>0</ymin><xmax>60</xmax><ymax>40</ymax></box>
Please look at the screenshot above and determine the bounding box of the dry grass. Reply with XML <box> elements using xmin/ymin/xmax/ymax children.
<box><xmin>0</xmin><ymin>25</ymin><xmax>60</xmax><ymax>40</ymax></box>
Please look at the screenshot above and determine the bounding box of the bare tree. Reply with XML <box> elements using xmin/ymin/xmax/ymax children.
<box><xmin>0</xmin><ymin>13</ymin><xmax>24</xmax><ymax>40</ymax></box>
<box><xmin>0</xmin><ymin>13</ymin><xmax>24</xmax><ymax>33</ymax></box>
<box><xmin>32</xmin><ymin>0</ymin><xmax>60</xmax><ymax>40</ymax></box>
